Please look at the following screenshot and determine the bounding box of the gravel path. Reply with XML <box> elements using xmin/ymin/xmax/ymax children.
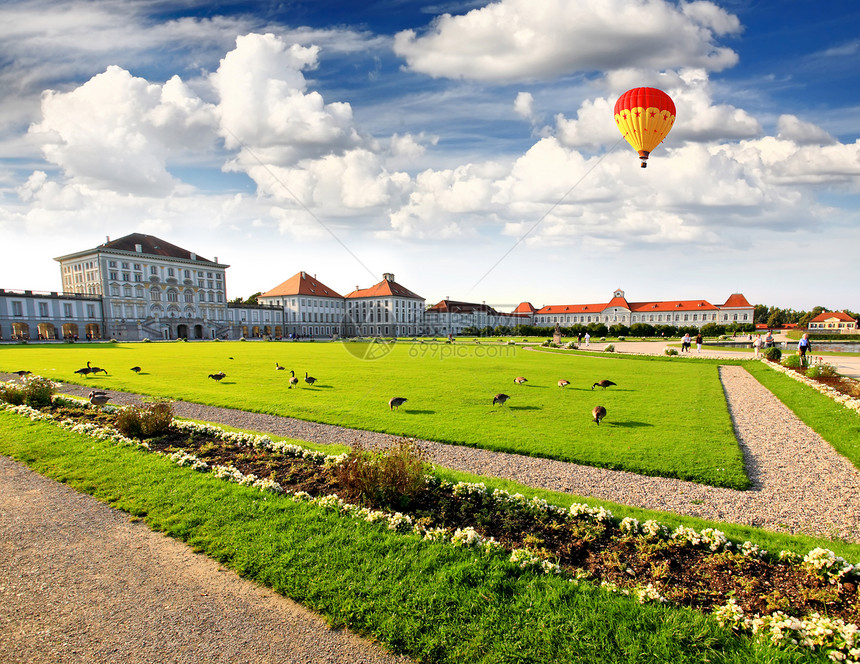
<box><xmin>0</xmin><ymin>455</ymin><xmax>413</xmax><ymax>664</ymax></box>
<box><xmin>45</xmin><ymin>365</ymin><xmax>860</xmax><ymax>543</ymax></box>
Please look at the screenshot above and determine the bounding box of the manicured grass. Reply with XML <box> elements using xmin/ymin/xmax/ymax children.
<box><xmin>0</xmin><ymin>411</ymin><xmax>828</xmax><ymax>663</ymax></box>
<box><xmin>746</xmin><ymin>362</ymin><xmax>860</xmax><ymax>472</ymax></box>
<box><xmin>1</xmin><ymin>341</ymin><xmax>747</xmax><ymax>488</ymax></box>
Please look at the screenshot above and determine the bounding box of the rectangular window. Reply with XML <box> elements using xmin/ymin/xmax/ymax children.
<box><xmin>122</xmin><ymin>262</ymin><xmax>129</xmax><ymax>269</ymax></box>
<box><xmin>150</xmin><ymin>266</ymin><xmax>157</xmax><ymax>275</ymax></box>
<box><xmin>109</xmin><ymin>261</ymin><xmax>117</xmax><ymax>268</ymax></box>
<box><xmin>12</xmin><ymin>301</ymin><xmax>23</xmax><ymax>316</ymax></box>
<box><xmin>39</xmin><ymin>302</ymin><xmax>49</xmax><ymax>317</ymax></box>
<box><xmin>64</xmin><ymin>303</ymin><xmax>72</xmax><ymax>317</ymax></box>
<box><xmin>87</xmin><ymin>305</ymin><xmax>95</xmax><ymax>319</ymax></box>
<box><xmin>167</xmin><ymin>268</ymin><xmax>175</xmax><ymax>277</ymax></box>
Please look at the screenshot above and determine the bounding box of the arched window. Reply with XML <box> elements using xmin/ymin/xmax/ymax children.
<box><xmin>184</xmin><ymin>290</ymin><xmax>194</xmax><ymax>303</ymax></box>
<box><xmin>151</xmin><ymin>289</ymin><xmax>161</xmax><ymax>302</ymax></box>
<box><xmin>167</xmin><ymin>290</ymin><xmax>178</xmax><ymax>303</ymax></box>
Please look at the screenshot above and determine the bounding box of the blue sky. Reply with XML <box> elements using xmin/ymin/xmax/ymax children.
<box><xmin>1</xmin><ymin>0</ymin><xmax>858</xmax><ymax>311</ymax></box>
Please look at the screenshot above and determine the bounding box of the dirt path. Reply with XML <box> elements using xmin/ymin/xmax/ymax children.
<box><xmin>0</xmin><ymin>455</ymin><xmax>412</xmax><ymax>664</ymax></box>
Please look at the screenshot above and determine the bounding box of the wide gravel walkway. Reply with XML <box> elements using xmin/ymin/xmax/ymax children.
<box><xmin>47</xmin><ymin>365</ymin><xmax>860</xmax><ymax>543</ymax></box>
<box><xmin>0</xmin><ymin>454</ymin><xmax>412</xmax><ymax>664</ymax></box>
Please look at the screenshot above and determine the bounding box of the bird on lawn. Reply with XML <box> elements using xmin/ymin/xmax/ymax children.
<box><xmin>208</xmin><ymin>372</ymin><xmax>226</xmax><ymax>381</ymax></box>
<box><xmin>130</xmin><ymin>366</ymin><xmax>141</xmax><ymax>374</ymax></box>
<box><xmin>89</xmin><ymin>365</ymin><xmax>108</xmax><ymax>375</ymax></box>
<box><xmin>288</xmin><ymin>370</ymin><xmax>298</xmax><ymax>389</ymax></box>
<box><xmin>592</xmin><ymin>380</ymin><xmax>616</xmax><ymax>390</ymax></box>
<box><xmin>276</xmin><ymin>363</ymin><xmax>285</xmax><ymax>370</ymax></box>
<box><xmin>558</xmin><ymin>379</ymin><xmax>570</xmax><ymax>388</ymax></box>
<box><xmin>304</xmin><ymin>372</ymin><xmax>317</xmax><ymax>386</ymax></box>
<box><xmin>75</xmin><ymin>361</ymin><xmax>93</xmax><ymax>377</ymax></box>
<box><xmin>514</xmin><ymin>376</ymin><xmax>528</xmax><ymax>385</ymax></box>
<box><xmin>388</xmin><ymin>397</ymin><xmax>408</xmax><ymax>411</ymax></box>
<box><xmin>12</xmin><ymin>370</ymin><xmax>32</xmax><ymax>377</ymax></box>
<box><xmin>493</xmin><ymin>393</ymin><xmax>510</xmax><ymax>406</ymax></box>
<box><xmin>88</xmin><ymin>391</ymin><xmax>111</xmax><ymax>407</ymax></box>
<box><xmin>592</xmin><ymin>405</ymin><xmax>607</xmax><ymax>425</ymax></box>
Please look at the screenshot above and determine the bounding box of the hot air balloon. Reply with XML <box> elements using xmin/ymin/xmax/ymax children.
<box><xmin>614</xmin><ymin>87</ymin><xmax>676</xmax><ymax>168</ymax></box>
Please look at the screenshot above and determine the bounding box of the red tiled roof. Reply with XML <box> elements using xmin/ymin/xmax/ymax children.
<box><xmin>426</xmin><ymin>300</ymin><xmax>496</xmax><ymax>314</ymax></box>
<box><xmin>98</xmin><ymin>233</ymin><xmax>216</xmax><ymax>263</ymax></box>
<box><xmin>345</xmin><ymin>279</ymin><xmax>423</xmax><ymax>300</ymax></box>
<box><xmin>260</xmin><ymin>272</ymin><xmax>343</xmax><ymax>299</ymax></box>
<box><xmin>606</xmin><ymin>296</ymin><xmax>630</xmax><ymax>309</ymax></box>
<box><xmin>810</xmin><ymin>311</ymin><xmax>856</xmax><ymax>323</ymax></box>
<box><xmin>536</xmin><ymin>303</ymin><xmax>606</xmax><ymax>314</ymax></box>
<box><xmin>628</xmin><ymin>300</ymin><xmax>718</xmax><ymax>312</ymax></box>
<box><xmin>722</xmin><ymin>293</ymin><xmax>752</xmax><ymax>308</ymax></box>
<box><xmin>512</xmin><ymin>302</ymin><xmax>537</xmax><ymax>313</ymax></box>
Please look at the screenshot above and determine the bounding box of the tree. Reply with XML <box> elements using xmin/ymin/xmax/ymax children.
<box><xmin>766</xmin><ymin>310</ymin><xmax>784</xmax><ymax>329</ymax></box>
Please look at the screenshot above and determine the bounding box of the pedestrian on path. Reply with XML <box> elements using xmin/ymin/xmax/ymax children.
<box><xmin>753</xmin><ymin>334</ymin><xmax>762</xmax><ymax>357</ymax></box>
<box><xmin>695</xmin><ymin>332</ymin><xmax>703</xmax><ymax>353</ymax></box>
<box><xmin>798</xmin><ymin>333</ymin><xmax>812</xmax><ymax>366</ymax></box>
<box><xmin>584</xmin><ymin>332</ymin><xmax>590</xmax><ymax>346</ymax></box>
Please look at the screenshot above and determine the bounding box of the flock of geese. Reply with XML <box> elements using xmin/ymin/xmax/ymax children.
<box><xmin>492</xmin><ymin>376</ymin><xmax>615</xmax><ymax>425</ymax></box>
<box><xmin>12</xmin><ymin>357</ymin><xmax>616</xmax><ymax>425</ymax></box>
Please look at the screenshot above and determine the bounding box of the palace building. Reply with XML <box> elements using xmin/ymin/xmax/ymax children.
<box><xmin>0</xmin><ymin>233</ymin><xmax>755</xmax><ymax>342</ymax></box>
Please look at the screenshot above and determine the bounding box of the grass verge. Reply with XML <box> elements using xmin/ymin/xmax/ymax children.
<box><xmin>0</xmin><ymin>410</ymin><xmax>831</xmax><ymax>663</ymax></box>
<box><xmin>746</xmin><ymin>362</ymin><xmax>860</xmax><ymax>472</ymax></box>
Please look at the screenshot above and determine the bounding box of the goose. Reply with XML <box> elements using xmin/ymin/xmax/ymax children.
<box><xmin>74</xmin><ymin>361</ymin><xmax>93</xmax><ymax>377</ymax></box>
<box><xmin>130</xmin><ymin>366</ymin><xmax>142</xmax><ymax>374</ymax></box>
<box><xmin>513</xmin><ymin>376</ymin><xmax>528</xmax><ymax>385</ymax></box>
<box><xmin>558</xmin><ymin>379</ymin><xmax>570</xmax><ymax>388</ymax></box>
<box><xmin>591</xmin><ymin>380</ymin><xmax>616</xmax><ymax>390</ymax></box>
<box><xmin>88</xmin><ymin>391</ymin><xmax>111</xmax><ymax>407</ymax></box>
<box><xmin>388</xmin><ymin>397</ymin><xmax>408</xmax><ymax>411</ymax></box>
<box><xmin>304</xmin><ymin>372</ymin><xmax>317</xmax><ymax>386</ymax></box>
<box><xmin>493</xmin><ymin>393</ymin><xmax>510</xmax><ymax>406</ymax></box>
<box><xmin>592</xmin><ymin>405</ymin><xmax>606</xmax><ymax>425</ymax></box>
<box><xmin>12</xmin><ymin>370</ymin><xmax>32</xmax><ymax>377</ymax></box>
<box><xmin>288</xmin><ymin>370</ymin><xmax>298</xmax><ymax>389</ymax></box>
<box><xmin>276</xmin><ymin>363</ymin><xmax>285</xmax><ymax>370</ymax></box>
<box><xmin>89</xmin><ymin>365</ymin><xmax>108</xmax><ymax>375</ymax></box>
<box><xmin>208</xmin><ymin>372</ymin><xmax>226</xmax><ymax>381</ymax></box>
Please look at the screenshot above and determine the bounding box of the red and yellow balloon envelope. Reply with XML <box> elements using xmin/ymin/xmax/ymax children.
<box><xmin>614</xmin><ymin>87</ymin><xmax>676</xmax><ymax>168</ymax></box>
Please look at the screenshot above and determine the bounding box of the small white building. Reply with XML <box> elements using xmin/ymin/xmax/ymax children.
<box><xmin>808</xmin><ymin>311</ymin><xmax>857</xmax><ymax>334</ymax></box>
<box><xmin>258</xmin><ymin>272</ymin><xmax>345</xmax><ymax>338</ymax></box>
<box><xmin>344</xmin><ymin>274</ymin><xmax>424</xmax><ymax>337</ymax></box>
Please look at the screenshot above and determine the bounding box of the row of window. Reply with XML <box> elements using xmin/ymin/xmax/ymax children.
<box><xmin>538</xmin><ymin>313</ymin><xmax>749</xmax><ymax>324</ymax></box>
<box><xmin>7</xmin><ymin>301</ymin><xmax>98</xmax><ymax>319</ymax></box>
<box><xmin>105</xmin><ymin>285</ymin><xmax>224</xmax><ymax>304</ymax></box>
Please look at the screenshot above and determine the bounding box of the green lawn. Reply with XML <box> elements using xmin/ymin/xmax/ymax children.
<box><xmin>0</xmin><ymin>411</ymin><xmax>830</xmax><ymax>664</ymax></box>
<box><xmin>1</xmin><ymin>340</ymin><xmax>747</xmax><ymax>488</ymax></box>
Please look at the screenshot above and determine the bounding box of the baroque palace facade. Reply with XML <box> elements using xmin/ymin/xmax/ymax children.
<box><xmin>0</xmin><ymin>233</ymin><xmax>754</xmax><ymax>341</ymax></box>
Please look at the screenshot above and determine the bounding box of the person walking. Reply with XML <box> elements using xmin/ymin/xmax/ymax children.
<box><xmin>798</xmin><ymin>333</ymin><xmax>812</xmax><ymax>366</ymax></box>
<box><xmin>695</xmin><ymin>332</ymin><xmax>703</xmax><ymax>353</ymax></box>
<box><xmin>584</xmin><ymin>332</ymin><xmax>591</xmax><ymax>347</ymax></box>
<box><xmin>682</xmin><ymin>332</ymin><xmax>691</xmax><ymax>352</ymax></box>
<box><xmin>753</xmin><ymin>334</ymin><xmax>763</xmax><ymax>358</ymax></box>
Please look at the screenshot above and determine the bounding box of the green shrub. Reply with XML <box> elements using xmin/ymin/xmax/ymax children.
<box><xmin>0</xmin><ymin>382</ymin><xmax>26</xmax><ymax>405</ymax></box>
<box><xmin>664</xmin><ymin>347</ymin><xmax>678</xmax><ymax>356</ymax></box>
<box><xmin>9</xmin><ymin>376</ymin><xmax>57</xmax><ymax>408</ymax></box>
<box><xmin>811</xmin><ymin>362</ymin><xmax>838</xmax><ymax>378</ymax></box>
<box><xmin>764</xmin><ymin>347</ymin><xmax>782</xmax><ymax>362</ymax></box>
<box><xmin>142</xmin><ymin>337</ymin><xmax>151</xmax><ymax>342</ymax></box>
<box><xmin>617</xmin><ymin>336</ymin><xmax>625</xmax><ymax>341</ymax></box>
<box><xmin>603</xmin><ymin>344</ymin><xmax>615</xmax><ymax>353</ymax></box>
<box><xmin>335</xmin><ymin>439</ymin><xmax>428</xmax><ymax>510</ymax></box>
<box><xmin>782</xmin><ymin>354</ymin><xmax>802</xmax><ymax>369</ymax></box>
<box><xmin>115</xmin><ymin>401</ymin><xmax>174</xmax><ymax>439</ymax></box>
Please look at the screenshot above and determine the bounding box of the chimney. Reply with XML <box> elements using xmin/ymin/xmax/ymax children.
<box><xmin>106</xmin><ymin>236</ymin><xmax>110</xmax><ymax>243</ymax></box>
<box><xmin>301</xmin><ymin>271</ymin><xmax>306</xmax><ymax>279</ymax></box>
<box><xmin>190</xmin><ymin>252</ymin><xmax>196</xmax><ymax>260</ymax></box>
<box><xmin>135</xmin><ymin>244</ymin><xmax>142</xmax><ymax>253</ymax></box>
<box><xmin>214</xmin><ymin>256</ymin><xmax>218</xmax><ymax>264</ymax></box>
<box><xmin>383</xmin><ymin>273</ymin><xmax>394</xmax><ymax>282</ymax></box>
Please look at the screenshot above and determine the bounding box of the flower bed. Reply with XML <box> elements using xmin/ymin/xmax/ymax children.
<box><xmin>3</xmin><ymin>391</ymin><xmax>859</xmax><ymax>663</ymax></box>
<box><xmin>763</xmin><ymin>359</ymin><xmax>860</xmax><ymax>415</ymax></box>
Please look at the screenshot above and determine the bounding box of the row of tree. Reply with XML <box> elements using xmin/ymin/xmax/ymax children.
<box><xmin>460</xmin><ymin>322</ymin><xmax>758</xmax><ymax>338</ymax></box>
